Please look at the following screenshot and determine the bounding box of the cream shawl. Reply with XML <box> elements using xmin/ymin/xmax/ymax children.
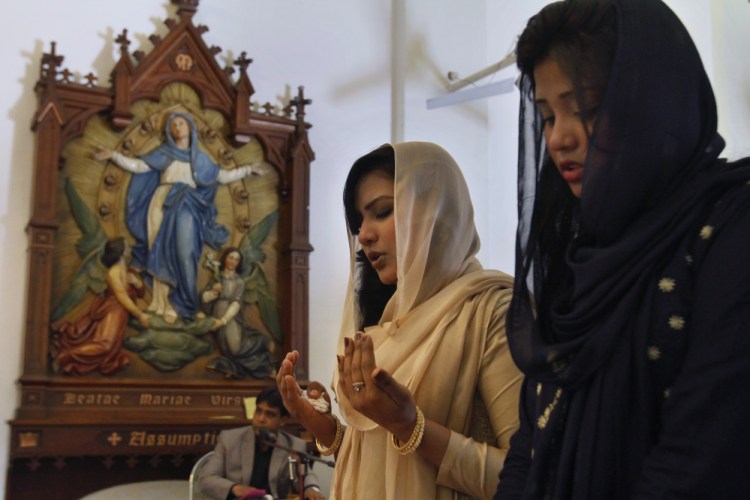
<box><xmin>331</xmin><ymin>142</ymin><xmax>517</xmax><ymax>499</ymax></box>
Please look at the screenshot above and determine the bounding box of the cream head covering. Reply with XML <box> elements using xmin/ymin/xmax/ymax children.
<box><xmin>333</xmin><ymin>141</ymin><xmax>501</xmax><ymax>430</ymax></box>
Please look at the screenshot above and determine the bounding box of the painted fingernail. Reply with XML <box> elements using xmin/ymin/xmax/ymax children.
<box><xmin>354</xmin><ymin>332</ymin><xmax>362</xmax><ymax>341</ymax></box>
<box><xmin>344</xmin><ymin>337</ymin><xmax>350</xmax><ymax>347</ymax></box>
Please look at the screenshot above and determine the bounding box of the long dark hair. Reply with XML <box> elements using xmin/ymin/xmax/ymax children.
<box><xmin>515</xmin><ymin>0</ymin><xmax>617</xmax><ymax>338</ymax></box>
<box><xmin>516</xmin><ymin>0</ymin><xmax>616</xmax><ymax>104</ymax></box>
<box><xmin>343</xmin><ymin>145</ymin><xmax>397</xmax><ymax>329</ymax></box>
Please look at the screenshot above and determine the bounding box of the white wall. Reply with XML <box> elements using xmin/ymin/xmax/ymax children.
<box><xmin>1</xmin><ymin>0</ymin><xmax>748</xmax><ymax>496</ymax></box>
<box><xmin>398</xmin><ymin>1</ymin><xmax>521</xmax><ymax>275</ymax></box>
<box><xmin>711</xmin><ymin>0</ymin><xmax>750</xmax><ymax>159</ymax></box>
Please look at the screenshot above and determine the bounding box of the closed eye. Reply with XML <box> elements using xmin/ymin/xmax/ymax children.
<box><xmin>575</xmin><ymin>105</ymin><xmax>600</xmax><ymax>121</ymax></box>
<box><xmin>376</xmin><ymin>207</ymin><xmax>393</xmax><ymax>220</ymax></box>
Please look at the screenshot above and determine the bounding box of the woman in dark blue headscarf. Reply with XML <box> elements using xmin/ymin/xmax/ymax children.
<box><xmin>97</xmin><ymin>113</ymin><xmax>262</xmax><ymax>322</ymax></box>
<box><xmin>495</xmin><ymin>1</ymin><xmax>750</xmax><ymax>498</ymax></box>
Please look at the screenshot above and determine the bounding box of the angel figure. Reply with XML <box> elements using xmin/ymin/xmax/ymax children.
<box><xmin>201</xmin><ymin>211</ymin><xmax>280</xmax><ymax>379</ymax></box>
<box><xmin>51</xmin><ymin>237</ymin><xmax>148</xmax><ymax>375</ymax></box>
<box><xmin>50</xmin><ymin>178</ymin><xmax>149</xmax><ymax>375</ymax></box>
<box><xmin>94</xmin><ymin>112</ymin><xmax>265</xmax><ymax>324</ymax></box>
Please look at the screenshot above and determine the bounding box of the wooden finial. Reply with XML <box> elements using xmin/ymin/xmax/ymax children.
<box><xmin>171</xmin><ymin>0</ymin><xmax>200</xmax><ymax>19</ymax></box>
<box><xmin>234</xmin><ymin>52</ymin><xmax>253</xmax><ymax>74</ymax></box>
<box><xmin>84</xmin><ymin>73</ymin><xmax>98</xmax><ymax>88</ymax></box>
<box><xmin>289</xmin><ymin>86</ymin><xmax>312</xmax><ymax>124</ymax></box>
<box><xmin>41</xmin><ymin>41</ymin><xmax>65</xmax><ymax>81</ymax></box>
<box><xmin>59</xmin><ymin>68</ymin><xmax>73</xmax><ymax>84</ymax></box>
<box><xmin>115</xmin><ymin>29</ymin><xmax>131</xmax><ymax>54</ymax></box>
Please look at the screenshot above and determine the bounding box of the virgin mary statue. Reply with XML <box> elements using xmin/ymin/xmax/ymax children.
<box><xmin>95</xmin><ymin>113</ymin><xmax>263</xmax><ymax>323</ymax></box>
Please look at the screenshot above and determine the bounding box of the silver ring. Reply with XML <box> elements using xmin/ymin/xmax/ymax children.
<box><xmin>352</xmin><ymin>382</ymin><xmax>365</xmax><ymax>392</ymax></box>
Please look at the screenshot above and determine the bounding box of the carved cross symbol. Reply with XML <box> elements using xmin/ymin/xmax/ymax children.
<box><xmin>107</xmin><ymin>432</ymin><xmax>122</xmax><ymax>446</ymax></box>
<box><xmin>115</xmin><ymin>29</ymin><xmax>130</xmax><ymax>53</ymax></box>
<box><xmin>41</xmin><ymin>41</ymin><xmax>64</xmax><ymax>80</ymax></box>
<box><xmin>60</xmin><ymin>68</ymin><xmax>73</xmax><ymax>84</ymax></box>
<box><xmin>84</xmin><ymin>73</ymin><xmax>98</xmax><ymax>87</ymax></box>
<box><xmin>234</xmin><ymin>51</ymin><xmax>253</xmax><ymax>73</ymax></box>
<box><xmin>289</xmin><ymin>86</ymin><xmax>312</xmax><ymax>121</ymax></box>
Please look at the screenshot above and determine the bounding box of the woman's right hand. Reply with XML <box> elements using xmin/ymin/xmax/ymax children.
<box><xmin>277</xmin><ymin>351</ymin><xmax>333</xmax><ymax>433</ymax></box>
<box><xmin>278</xmin><ymin>352</ymin><xmax>341</xmax><ymax>451</ymax></box>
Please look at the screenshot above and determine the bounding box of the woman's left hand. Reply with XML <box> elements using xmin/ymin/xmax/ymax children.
<box><xmin>339</xmin><ymin>332</ymin><xmax>418</xmax><ymax>442</ymax></box>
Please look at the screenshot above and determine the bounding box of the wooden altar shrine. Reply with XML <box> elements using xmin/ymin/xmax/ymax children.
<box><xmin>6</xmin><ymin>1</ymin><xmax>314</xmax><ymax>498</ymax></box>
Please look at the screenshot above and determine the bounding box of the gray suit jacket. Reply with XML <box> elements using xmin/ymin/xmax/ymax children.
<box><xmin>199</xmin><ymin>425</ymin><xmax>319</xmax><ymax>499</ymax></box>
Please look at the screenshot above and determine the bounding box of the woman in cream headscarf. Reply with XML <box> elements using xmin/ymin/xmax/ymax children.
<box><xmin>278</xmin><ymin>142</ymin><xmax>521</xmax><ymax>499</ymax></box>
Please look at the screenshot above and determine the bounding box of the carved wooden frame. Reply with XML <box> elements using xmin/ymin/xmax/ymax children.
<box><xmin>8</xmin><ymin>1</ymin><xmax>314</xmax><ymax>497</ymax></box>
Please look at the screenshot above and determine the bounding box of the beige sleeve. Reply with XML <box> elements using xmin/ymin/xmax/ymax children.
<box><xmin>436</xmin><ymin>293</ymin><xmax>523</xmax><ymax>498</ymax></box>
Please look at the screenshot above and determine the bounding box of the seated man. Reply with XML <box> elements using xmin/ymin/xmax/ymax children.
<box><xmin>199</xmin><ymin>387</ymin><xmax>324</xmax><ymax>500</ymax></box>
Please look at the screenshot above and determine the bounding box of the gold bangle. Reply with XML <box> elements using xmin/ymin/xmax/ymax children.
<box><xmin>315</xmin><ymin>413</ymin><xmax>343</xmax><ymax>456</ymax></box>
<box><xmin>390</xmin><ymin>406</ymin><xmax>425</xmax><ymax>455</ymax></box>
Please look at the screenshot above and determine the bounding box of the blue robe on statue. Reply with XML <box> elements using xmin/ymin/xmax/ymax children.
<box><xmin>126</xmin><ymin>113</ymin><xmax>229</xmax><ymax>319</ymax></box>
